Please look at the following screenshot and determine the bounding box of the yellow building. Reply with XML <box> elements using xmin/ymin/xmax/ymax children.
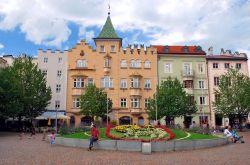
<box><xmin>66</xmin><ymin>14</ymin><xmax>157</xmax><ymax>127</ymax></box>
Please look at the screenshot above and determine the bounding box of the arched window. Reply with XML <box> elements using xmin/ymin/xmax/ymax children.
<box><xmin>76</xmin><ymin>59</ymin><xmax>87</xmax><ymax>67</ymax></box>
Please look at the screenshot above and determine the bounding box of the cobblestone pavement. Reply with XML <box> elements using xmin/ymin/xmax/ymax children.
<box><xmin>0</xmin><ymin>131</ymin><xmax>250</xmax><ymax>165</ymax></box>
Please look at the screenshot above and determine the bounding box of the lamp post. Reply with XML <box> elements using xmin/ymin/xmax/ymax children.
<box><xmin>106</xmin><ymin>91</ymin><xmax>109</xmax><ymax>127</ymax></box>
<box><xmin>55</xmin><ymin>107</ymin><xmax>58</xmax><ymax>133</ymax></box>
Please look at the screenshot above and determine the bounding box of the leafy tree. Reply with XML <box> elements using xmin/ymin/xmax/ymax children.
<box><xmin>147</xmin><ymin>77</ymin><xmax>197</xmax><ymax>122</ymax></box>
<box><xmin>80</xmin><ymin>85</ymin><xmax>112</xmax><ymax>121</ymax></box>
<box><xmin>213</xmin><ymin>68</ymin><xmax>250</xmax><ymax>128</ymax></box>
<box><xmin>0</xmin><ymin>56</ymin><xmax>52</xmax><ymax>123</ymax></box>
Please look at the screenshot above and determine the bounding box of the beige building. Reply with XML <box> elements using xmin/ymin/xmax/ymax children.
<box><xmin>0</xmin><ymin>57</ymin><xmax>7</xmax><ymax>68</ymax></box>
<box><xmin>67</xmin><ymin>14</ymin><xmax>157</xmax><ymax>126</ymax></box>
<box><xmin>206</xmin><ymin>47</ymin><xmax>249</xmax><ymax>128</ymax></box>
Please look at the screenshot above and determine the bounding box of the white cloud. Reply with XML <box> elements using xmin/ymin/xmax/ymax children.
<box><xmin>0</xmin><ymin>0</ymin><xmax>249</xmax><ymax>58</ymax></box>
<box><xmin>0</xmin><ymin>43</ymin><xmax>4</xmax><ymax>49</ymax></box>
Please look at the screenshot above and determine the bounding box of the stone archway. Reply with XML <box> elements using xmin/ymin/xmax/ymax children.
<box><xmin>119</xmin><ymin>116</ymin><xmax>132</xmax><ymax>125</ymax></box>
<box><xmin>70</xmin><ymin>116</ymin><xmax>75</xmax><ymax>127</ymax></box>
<box><xmin>81</xmin><ymin>116</ymin><xmax>92</xmax><ymax>126</ymax></box>
<box><xmin>138</xmin><ymin>117</ymin><xmax>144</xmax><ymax>126</ymax></box>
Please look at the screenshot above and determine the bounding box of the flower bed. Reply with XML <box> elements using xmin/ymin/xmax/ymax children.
<box><xmin>106</xmin><ymin>124</ymin><xmax>175</xmax><ymax>142</ymax></box>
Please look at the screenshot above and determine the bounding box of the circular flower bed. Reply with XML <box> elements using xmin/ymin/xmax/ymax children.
<box><xmin>106</xmin><ymin>124</ymin><xmax>175</xmax><ymax>142</ymax></box>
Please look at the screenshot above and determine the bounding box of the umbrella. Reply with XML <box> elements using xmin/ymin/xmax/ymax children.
<box><xmin>48</xmin><ymin>118</ymin><xmax>51</xmax><ymax>126</ymax></box>
<box><xmin>35</xmin><ymin>116</ymin><xmax>47</xmax><ymax>120</ymax></box>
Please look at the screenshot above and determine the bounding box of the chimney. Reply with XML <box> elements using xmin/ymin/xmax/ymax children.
<box><xmin>208</xmin><ymin>46</ymin><xmax>213</xmax><ymax>55</ymax></box>
<box><xmin>220</xmin><ymin>48</ymin><xmax>225</xmax><ymax>55</ymax></box>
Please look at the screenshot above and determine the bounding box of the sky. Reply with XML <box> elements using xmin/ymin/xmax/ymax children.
<box><xmin>0</xmin><ymin>0</ymin><xmax>250</xmax><ymax>71</ymax></box>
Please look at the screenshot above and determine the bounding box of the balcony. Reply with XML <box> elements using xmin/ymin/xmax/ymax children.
<box><xmin>72</xmin><ymin>88</ymin><xmax>85</xmax><ymax>95</ymax></box>
<box><xmin>104</xmin><ymin>67</ymin><xmax>111</xmax><ymax>73</ymax></box>
<box><xmin>185</xmin><ymin>88</ymin><xmax>194</xmax><ymax>95</ymax></box>
<box><xmin>130</xmin><ymin>108</ymin><xmax>142</xmax><ymax>115</ymax></box>
<box><xmin>130</xmin><ymin>88</ymin><xmax>141</xmax><ymax>96</ymax></box>
<box><xmin>181</xmin><ymin>70</ymin><xmax>194</xmax><ymax>78</ymax></box>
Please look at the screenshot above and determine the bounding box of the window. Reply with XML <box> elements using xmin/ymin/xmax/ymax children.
<box><xmin>214</xmin><ymin>77</ymin><xmax>219</xmax><ymax>86</ymax></box>
<box><xmin>76</xmin><ymin>59</ymin><xmax>87</xmax><ymax>67</ymax></box>
<box><xmin>74</xmin><ymin>77</ymin><xmax>84</xmax><ymax>88</ymax></box>
<box><xmin>57</xmin><ymin>70</ymin><xmax>62</xmax><ymax>77</ymax></box>
<box><xmin>198</xmin><ymin>80</ymin><xmax>204</xmax><ymax>89</ymax></box>
<box><xmin>130</xmin><ymin>60</ymin><xmax>136</xmax><ymax>68</ymax></box>
<box><xmin>144</xmin><ymin>60</ymin><xmax>150</xmax><ymax>68</ymax></box>
<box><xmin>164</xmin><ymin>63</ymin><xmax>172</xmax><ymax>73</ymax></box>
<box><xmin>87</xmin><ymin>78</ymin><xmax>94</xmax><ymax>86</ymax></box>
<box><xmin>55</xmin><ymin>100</ymin><xmax>60</xmax><ymax>109</ymax></box>
<box><xmin>111</xmin><ymin>45</ymin><xmax>115</xmax><ymax>52</ymax></box>
<box><xmin>100</xmin><ymin>45</ymin><xmax>105</xmax><ymax>52</ymax></box>
<box><xmin>44</xmin><ymin>57</ymin><xmax>48</xmax><ymax>63</ymax></box>
<box><xmin>58</xmin><ymin>57</ymin><xmax>62</xmax><ymax>63</ymax></box>
<box><xmin>188</xmin><ymin>96</ymin><xmax>195</xmax><ymax>104</ymax></box>
<box><xmin>144</xmin><ymin>99</ymin><xmax>150</xmax><ymax>108</ymax></box>
<box><xmin>43</xmin><ymin>70</ymin><xmax>47</xmax><ymax>77</ymax></box>
<box><xmin>131</xmin><ymin>98</ymin><xmax>140</xmax><ymax>108</ymax></box>
<box><xmin>198</xmin><ymin>63</ymin><xmax>204</xmax><ymax>73</ymax></box>
<box><xmin>104</xmin><ymin>58</ymin><xmax>110</xmax><ymax>67</ymax></box>
<box><xmin>215</xmin><ymin>94</ymin><xmax>220</xmax><ymax>103</ymax></box>
<box><xmin>183</xmin><ymin>80</ymin><xmax>193</xmax><ymax>88</ymax></box>
<box><xmin>131</xmin><ymin>77</ymin><xmax>139</xmax><ymax>88</ymax></box>
<box><xmin>213</xmin><ymin>63</ymin><xmax>218</xmax><ymax>68</ymax></box>
<box><xmin>73</xmin><ymin>98</ymin><xmax>80</xmax><ymax>108</ymax></box>
<box><xmin>56</xmin><ymin>84</ymin><xmax>61</xmax><ymax>93</ymax></box>
<box><xmin>183</xmin><ymin>63</ymin><xmax>192</xmax><ymax>75</ymax></box>
<box><xmin>135</xmin><ymin>60</ymin><xmax>141</xmax><ymax>68</ymax></box>
<box><xmin>120</xmin><ymin>98</ymin><xmax>127</xmax><ymax>108</ymax></box>
<box><xmin>101</xmin><ymin>76</ymin><xmax>113</xmax><ymax>88</ymax></box>
<box><xmin>224</xmin><ymin>63</ymin><xmax>230</xmax><ymax>69</ymax></box>
<box><xmin>199</xmin><ymin>96</ymin><xmax>205</xmax><ymax>105</ymax></box>
<box><xmin>120</xmin><ymin>60</ymin><xmax>127</xmax><ymax>68</ymax></box>
<box><xmin>120</xmin><ymin>79</ymin><xmax>127</xmax><ymax>89</ymax></box>
<box><xmin>144</xmin><ymin>79</ymin><xmax>151</xmax><ymax>89</ymax></box>
<box><xmin>236</xmin><ymin>63</ymin><xmax>241</xmax><ymax>69</ymax></box>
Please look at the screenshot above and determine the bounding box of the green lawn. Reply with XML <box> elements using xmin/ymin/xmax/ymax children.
<box><xmin>60</xmin><ymin>127</ymin><xmax>218</xmax><ymax>141</ymax></box>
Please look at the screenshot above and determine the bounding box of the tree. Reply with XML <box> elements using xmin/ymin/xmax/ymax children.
<box><xmin>80</xmin><ymin>85</ymin><xmax>112</xmax><ymax>121</ymax></box>
<box><xmin>147</xmin><ymin>77</ymin><xmax>197</xmax><ymax>122</ymax></box>
<box><xmin>213</xmin><ymin>68</ymin><xmax>250</xmax><ymax>129</ymax></box>
<box><xmin>0</xmin><ymin>56</ymin><xmax>52</xmax><ymax>123</ymax></box>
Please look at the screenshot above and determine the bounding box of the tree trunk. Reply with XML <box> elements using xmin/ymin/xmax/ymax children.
<box><xmin>238</xmin><ymin>114</ymin><xmax>242</xmax><ymax>131</ymax></box>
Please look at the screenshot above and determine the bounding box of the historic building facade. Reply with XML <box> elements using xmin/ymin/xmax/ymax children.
<box><xmin>37</xmin><ymin>49</ymin><xmax>68</xmax><ymax>116</ymax></box>
<box><xmin>206</xmin><ymin>47</ymin><xmax>249</xmax><ymax>128</ymax></box>
<box><xmin>154</xmin><ymin>45</ymin><xmax>210</xmax><ymax>127</ymax></box>
<box><xmin>0</xmin><ymin>57</ymin><xmax>7</xmax><ymax>68</ymax></box>
<box><xmin>66</xmin><ymin>15</ymin><xmax>157</xmax><ymax>127</ymax></box>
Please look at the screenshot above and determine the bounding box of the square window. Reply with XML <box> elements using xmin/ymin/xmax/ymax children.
<box><xmin>44</xmin><ymin>57</ymin><xmax>48</xmax><ymax>63</ymax></box>
<box><xmin>120</xmin><ymin>98</ymin><xmax>127</xmax><ymax>108</ymax></box>
<box><xmin>224</xmin><ymin>63</ymin><xmax>230</xmax><ymax>69</ymax></box>
<box><xmin>213</xmin><ymin>63</ymin><xmax>218</xmax><ymax>69</ymax></box>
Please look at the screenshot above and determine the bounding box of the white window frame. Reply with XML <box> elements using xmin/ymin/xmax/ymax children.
<box><xmin>87</xmin><ymin>78</ymin><xmax>94</xmax><ymax>86</ymax></box>
<box><xmin>198</xmin><ymin>80</ymin><xmax>205</xmax><ymax>89</ymax></box>
<box><xmin>104</xmin><ymin>58</ymin><xmax>110</xmax><ymax>67</ymax></box>
<box><xmin>144</xmin><ymin>79</ymin><xmax>151</xmax><ymax>89</ymax></box>
<box><xmin>144</xmin><ymin>99</ymin><xmax>150</xmax><ymax>108</ymax></box>
<box><xmin>130</xmin><ymin>60</ymin><xmax>136</xmax><ymax>68</ymax></box>
<box><xmin>74</xmin><ymin>77</ymin><xmax>84</xmax><ymax>88</ymax></box>
<box><xmin>199</xmin><ymin>96</ymin><xmax>205</xmax><ymax>105</ymax></box>
<box><xmin>213</xmin><ymin>63</ymin><xmax>218</xmax><ymax>69</ymax></box>
<box><xmin>55</xmin><ymin>100</ymin><xmax>60</xmax><ymax>109</ymax></box>
<box><xmin>73</xmin><ymin>98</ymin><xmax>80</xmax><ymax>108</ymax></box>
<box><xmin>164</xmin><ymin>63</ymin><xmax>172</xmax><ymax>73</ymax></box>
<box><xmin>144</xmin><ymin>60</ymin><xmax>151</xmax><ymax>68</ymax></box>
<box><xmin>100</xmin><ymin>45</ymin><xmax>105</xmax><ymax>52</ymax></box>
<box><xmin>76</xmin><ymin>59</ymin><xmax>87</xmax><ymax>68</ymax></box>
<box><xmin>198</xmin><ymin>63</ymin><xmax>204</xmax><ymax>73</ymax></box>
<box><xmin>183</xmin><ymin>63</ymin><xmax>192</xmax><ymax>75</ymax></box>
<box><xmin>57</xmin><ymin>70</ymin><xmax>62</xmax><ymax>77</ymax></box>
<box><xmin>101</xmin><ymin>76</ymin><xmax>113</xmax><ymax>88</ymax></box>
<box><xmin>135</xmin><ymin>60</ymin><xmax>141</xmax><ymax>68</ymax></box>
<box><xmin>120</xmin><ymin>79</ymin><xmax>127</xmax><ymax>89</ymax></box>
<box><xmin>111</xmin><ymin>45</ymin><xmax>115</xmax><ymax>52</ymax></box>
<box><xmin>131</xmin><ymin>77</ymin><xmax>139</xmax><ymax>88</ymax></box>
<box><xmin>120</xmin><ymin>60</ymin><xmax>127</xmax><ymax>68</ymax></box>
<box><xmin>44</xmin><ymin>57</ymin><xmax>48</xmax><ymax>63</ymax></box>
<box><xmin>131</xmin><ymin>98</ymin><xmax>140</xmax><ymax>108</ymax></box>
<box><xmin>56</xmin><ymin>84</ymin><xmax>61</xmax><ymax>93</ymax></box>
<box><xmin>120</xmin><ymin>98</ymin><xmax>127</xmax><ymax>108</ymax></box>
<box><xmin>214</xmin><ymin>77</ymin><xmax>219</xmax><ymax>86</ymax></box>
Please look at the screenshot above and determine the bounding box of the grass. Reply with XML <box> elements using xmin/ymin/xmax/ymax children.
<box><xmin>60</xmin><ymin>127</ymin><xmax>218</xmax><ymax>141</ymax></box>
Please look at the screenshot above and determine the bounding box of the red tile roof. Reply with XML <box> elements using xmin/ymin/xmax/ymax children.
<box><xmin>153</xmin><ymin>45</ymin><xmax>206</xmax><ymax>55</ymax></box>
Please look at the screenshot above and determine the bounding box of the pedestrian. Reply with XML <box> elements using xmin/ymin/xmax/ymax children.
<box><xmin>19</xmin><ymin>126</ymin><xmax>25</xmax><ymax>140</ymax></box>
<box><xmin>30</xmin><ymin>126</ymin><xmax>36</xmax><ymax>139</ymax></box>
<box><xmin>224</xmin><ymin>126</ymin><xmax>234</xmax><ymax>142</ymax></box>
<box><xmin>50</xmin><ymin>131</ymin><xmax>56</xmax><ymax>146</ymax></box>
<box><xmin>88</xmin><ymin>124</ymin><xmax>99</xmax><ymax>151</ymax></box>
<box><xmin>42</xmin><ymin>128</ymin><xmax>46</xmax><ymax>141</ymax></box>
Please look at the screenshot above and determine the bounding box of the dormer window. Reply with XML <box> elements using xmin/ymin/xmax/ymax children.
<box><xmin>183</xmin><ymin>46</ymin><xmax>189</xmax><ymax>53</ymax></box>
<box><xmin>196</xmin><ymin>46</ymin><xmax>202</xmax><ymax>52</ymax></box>
<box><xmin>111</xmin><ymin>45</ymin><xmax>115</xmax><ymax>52</ymax></box>
<box><xmin>76</xmin><ymin>59</ymin><xmax>87</xmax><ymax>68</ymax></box>
<box><xmin>100</xmin><ymin>45</ymin><xmax>105</xmax><ymax>52</ymax></box>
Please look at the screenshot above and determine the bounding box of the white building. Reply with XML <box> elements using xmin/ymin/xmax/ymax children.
<box><xmin>37</xmin><ymin>49</ymin><xmax>68</xmax><ymax>116</ymax></box>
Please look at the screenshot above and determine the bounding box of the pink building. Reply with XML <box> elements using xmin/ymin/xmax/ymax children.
<box><xmin>206</xmin><ymin>47</ymin><xmax>249</xmax><ymax>128</ymax></box>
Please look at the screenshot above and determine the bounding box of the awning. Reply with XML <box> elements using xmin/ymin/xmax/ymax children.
<box><xmin>35</xmin><ymin>111</ymin><xmax>68</xmax><ymax>120</ymax></box>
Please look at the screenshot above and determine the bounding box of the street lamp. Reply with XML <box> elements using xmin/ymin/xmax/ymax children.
<box><xmin>55</xmin><ymin>106</ymin><xmax>58</xmax><ymax>133</ymax></box>
<box><xmin>106</xmin><ymin>91</ymin><xmax>109</xmax><ymax>127</ymax></box>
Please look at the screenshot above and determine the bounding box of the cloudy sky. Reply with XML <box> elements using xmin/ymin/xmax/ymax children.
<box><xmin>0</xmin><ymin>0</ymin><xmax>250</xmax><ymax>70</ymax></box>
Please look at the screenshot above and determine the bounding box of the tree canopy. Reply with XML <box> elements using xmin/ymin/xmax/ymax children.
<box><xmin>0</xmin><ymin>56</ymin><xmax>51</xmax><ymax>120</ymax></box>
<box><xmin>213</xmin><ymin>68</ymin><xmax>250</xmax><ymax>125</ymax></box>
<box><xmin>147</xmin><ymin>77</ymin><xmax>197</xmax><ymax>120</ymax></box>
<box><xmin>80</xmin><ymin>85</ymin><xmax>112</xmax><ymax>120</ymax></box>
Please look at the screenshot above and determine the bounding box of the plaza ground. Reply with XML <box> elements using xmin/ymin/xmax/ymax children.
<box><xmin>0</xmin><ymin>131</ymin><xmax>249</xmax><ymax>165</ymax></box>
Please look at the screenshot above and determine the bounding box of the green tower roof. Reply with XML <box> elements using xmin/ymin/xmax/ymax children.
<box><xmin>97</xmin><ymin>15</ymin><xmax>119</xmax><ymax>39</ymax></box>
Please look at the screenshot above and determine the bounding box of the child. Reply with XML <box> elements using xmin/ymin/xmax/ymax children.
<box><xmin>50</xmin><ymin>132</ymin><xmax>56</xmax><ymax>146</ymax></box>
<box><xmin>88</xmin><ymin>124</ymin><xmax>99</xmax><ymax>151</ymax></box>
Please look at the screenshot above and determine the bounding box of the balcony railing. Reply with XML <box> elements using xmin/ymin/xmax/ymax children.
<box><xmin>130</xmin><ymin>88</ymin><xmax>141</xmax><ymax>96</ymax></box>
<box><xmin>181</xmin><ymin>70</ymin><xmax>194</xmax><ymax>77</ymax></box>
<box><xmin>130</xmin><ymin>108</ymin><xmax>142</xmax><ymax>114</ymax></box>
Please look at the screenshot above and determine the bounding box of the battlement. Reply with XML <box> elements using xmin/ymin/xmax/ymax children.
<box><xmin>122</xmin><ymin>44</ymin><xmax>156</xmax><ymax>55</ymax></box>
<box><xmin>38</xmin><ymin>48</ymin><xmax>67</xmax><ymax>54</ymax></box>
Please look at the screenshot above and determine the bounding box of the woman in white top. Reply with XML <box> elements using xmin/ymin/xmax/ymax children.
<box><xmin>224</xmin><ymin>126</ymin><xmax>234</xmax><ymax>142</ymax></box>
